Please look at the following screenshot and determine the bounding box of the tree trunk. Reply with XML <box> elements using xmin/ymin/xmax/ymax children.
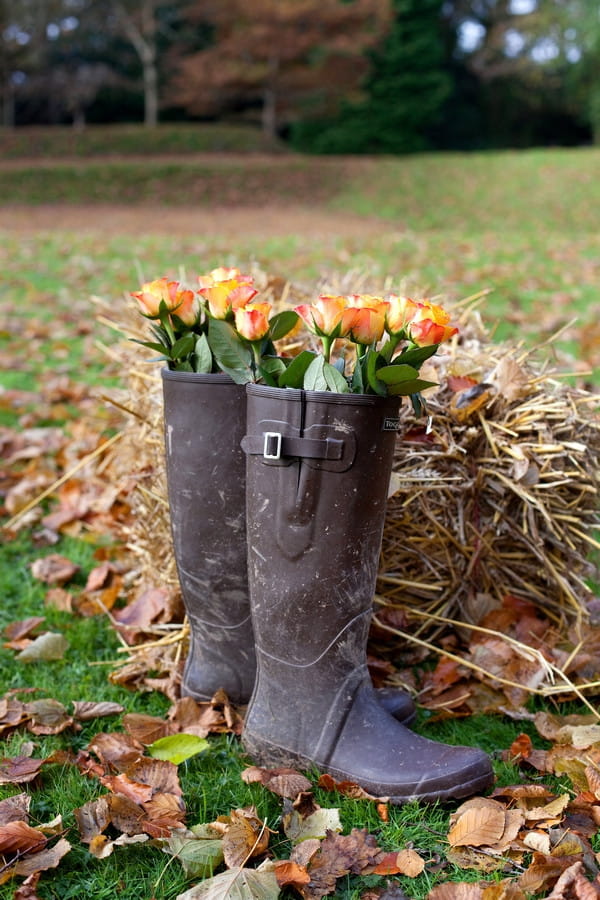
<box><xmin>261</xmin><ymin>54</ymin><xmax>279</xmax><ymax>140</ymax></box>
<box><xmin>114</xmin><ymin>0</ymin><xmax>159</xmax><ymax>128</ymax></box>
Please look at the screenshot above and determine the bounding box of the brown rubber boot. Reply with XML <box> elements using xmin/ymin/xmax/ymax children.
<box><xmin>162</xmin><ymin>370</ymin><xmax>256</xmax><ymax>704</ymax></box>
<box><xmin>241</xmin><ymin>384</ymin><xmax>494</xmax><ymax>803</ymax></box>
<box><xmin>162</xmin><ymin>370</ymin><xmax>416</xmax><ymax>721</ymax></box>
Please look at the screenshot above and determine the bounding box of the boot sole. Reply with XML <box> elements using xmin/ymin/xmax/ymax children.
<box><xmin>242</xmin><ymin>731</ymin><xmax>494</xmax><ymax>804</ymax></box>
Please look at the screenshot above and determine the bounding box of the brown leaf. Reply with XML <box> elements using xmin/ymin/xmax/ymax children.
<box><xmin>0</xmin><ymin>792</ymin><xmax>30</xmax><ymax>825</ymax></box>
<box><xmin>545</xmin><ymin>860</ymin><xmax>600</xmax><ymax>898</ymax></box>
<box><xmin>122</xmin><ymin>712</ymin><xmax>178</xmax><ymax>745</ymax></box>
<box><xmin>274</xmin><ymin>860</ymin><xmax>311</xmax><ymax>889</ymax></box>
<box><xmin>0</xmin><ymin>822</ymin><xmax>47</xmax><ymax>855</ymax></box>
<box><xmin>371</xmin><ymin>848</ymin><xmax>425</xmax><ymax>877</ymax></box>
<box><xmin>30</xmin><ymin>554</ymin><xmax>79</xmax><ymax>585</ymax></box>
<box><xmin>222</xmin><ymin>808</ymin><xmax>270</xmax><ymax>868</ymax></box>
<box><xmin>44</xmin><ymin>588</ymin><xmax>73</xmax><ymax>612</ymax></box>
<box><xmin>71</xmin><ymin>701</ymin><xmax>124</xmax><ymax>721</ymax></box>
<box><xmin>242</xmin><ymin>765</ymin><xmax>312</xmax><ymax>798</ymax></box>
<box><xmin>88</xmin><ymin>832</ymin><xmax>149</xmax><ymax>859</ymax></box>
<box><xmin>125</xmin><ymin>758</ymin><xmax>182</xmax><ymax>797</ymax></box>
<box><xmin>14</xmin><ymin>872</ymin><xmax>42</xmax><ymax>900</ymax></box>
<box><xmin>13</xmin><ymin>837</ymin><xmax>71</xmax><ymax>877</ymax></box>
<box><xmin>301</xmin><ymin>829</ymin><xmax>383</xmax><ymax>900</ymax></box>
<box><xmin>85</xmin><ymin>562</ymin><xmax>116</xmax><ymax>592</ymax></box>
<box><xmin>105</xmin><ymin>793</ymin><xmax>146</xmax><ymax>836</ymax></box>
<box><xmin>3</xmin><ymin>617</ymin><xmax>45</xmax><ymax>643</ymax></box>
<box><xmin>505</xmin><ymin>733</ymin><xmax>534</xmax><ymax>761</ymax></box>
<box><xmin>518</xmin><ymin>852</ymin><xmax>580</xmax><ymax>894</ymax></box>
<box><xmin>141</xmin><ymin>792</ymin><xmax>186</xmax><ymax>838</ymax></box>
<box><xmin>317</xmin><ymin>773</ymin><xmax>387</xmax><ymax>802</ymax></box>
<box><xmin>88</xmin><ymin>732</ymin><xmax>144</xmax><ymax>772</ymax></box>
<box><xmin>427</xmin><ymin>884</ymin><xmax>483</xmax><ymax>899</ymax></box>
<box><xmin>100</xmin><ymin>773</ymin><xmax>154</xmax><ymax>804</ymax></box>
<box><xmin>74</xmin><ymin>797</ymin><xmax>111</xmax><ymax>843</ymax></box>
<box><xmin>447</xmin><ymin>799</ymin><xmax>507</xmax><ymax>848</ymax></box>
<box><xmin>24</xmin><ymin>698</ymin><xmax>73</xmax><ymax>735</ymax></box>
<box><xmin>0</xmin><ymin>756</ymin><xmax>44</xmax><ymax>785</ymax></box>
<box><xmin>112</xmin><ymin>586</ymin><xmax>173</xmax><ymax>644</ymax></box>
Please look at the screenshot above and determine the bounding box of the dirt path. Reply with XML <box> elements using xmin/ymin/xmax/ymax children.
<box><xmin>0</xmin><ymin>203</ymin><xmax>392</xmax><ymax>239</ymax></box>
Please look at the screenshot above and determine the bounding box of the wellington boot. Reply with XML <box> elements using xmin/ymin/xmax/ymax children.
<box><xmin>162</xmin><ymin>371</ymin><xmax>416</xmax><ymax>721</ymax></box>
<box><xmin>242</xmin><ymin>385</ymin><xmax>493</xmax><ymax>803</ymax></box>
<box><xmin>162</xmin><ymin>370</ymin><xmax>256</xmax><ymax>704</ymax></box>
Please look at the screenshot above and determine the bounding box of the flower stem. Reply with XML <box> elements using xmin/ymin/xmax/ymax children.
<box><xmin>321</xmin><ymin>335</ymin><xmax>333</xmax><ymax>363</ymax></box>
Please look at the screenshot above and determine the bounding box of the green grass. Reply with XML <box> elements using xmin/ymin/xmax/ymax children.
<box><xmin>1</xmin><ymin>143</ymin><xmax>598</xmax><ymax>898</ymax></box>
<box><xmin>0</xmin><ymin>123</ymin><xmax>283</xmax><ymax>158</ymax></box>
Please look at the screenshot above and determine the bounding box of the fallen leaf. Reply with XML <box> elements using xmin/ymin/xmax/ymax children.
<box><xmin>13</xmin><ymin>872</ymin><xmax>42</xmax><ymax>900</ymax></box>
<box><xmin>159</xmin><ymin>825</ymin><xmax>224</xmax><ymax>877</ymax></box>
<box><xmin>3</xmin><ymin>617</ymin><xmax>45</xmax><ymax>644</ymax></box>
<box><xmin>427</xmin><ymin>884</ymin><xmax>483</xmax><ymax>899</ymax></box>
<box><xmin>44</xmin><ymin>588</ymin><xmax>73</xmax><ymax>612</ymax></box>
<box><xmin>0</xmin><ymin>756</ymin><xmax>45</xmax><ymax>785</ymax></box>
<box><xmin>142</xmin><ymin>792</ymin><xmax>186</xmax><ymax>838</ymax></box>
<box><xmin>30</xmin><ymin>554</ymin><xmax>79</xmax><ymax>585</ymax></box>
<box><xmin>0</xmin><ymin>792</ymin><xmax>31</xmax><ymax>824</ymax></box>
<box><xmin>74</xmin><ymin>797</ymin><xmax>111</xmax><ymax>843</ymax></box>
<box><xmin>13</xmin><ymin>837</ymin><xmax>71</xmax><ymax>877</ymax></box>
<box><xmin>17</xmin><ymin>632</ymin><xmax>68</xmax><ymax>662</ymax></box>
<box><xmin>544</xmin><ymin>860</ymin><xmax>600</xmax><ymax>898</ymax></box>
<box><xmin>100</xmin><ymin>773</ymin><xmax>153</xmax><ymax>804</ymax></box>
<box><xmin>300</xmin><ymin>829</ymin><xmax>383</xmax><ymax>900</ymax></box>
<box><xmin>126</xmin><ymin>758</ymin><xmax>182</xmax><ymax>797</ymax></box>
<box><xmin>0</xmin><ymin>821</ymin><xmax>47</xmax><ymax>854</ymax></box>
<box><xmin>24</xmin><ymin>698</ymin><xmax>73</xmax><ymax>734</ymax></box>
<box><xmin>448</xmin><ymin>799</ymin><xmax>507</xmax><ymax>848</ymax></box>
<box><xmin>274</xmin><ymin>860</ymin><xmax>311</xmax><ymax>889</ymax></box>
<box><xmin>148</xmin><ymin>733</ymin><xmax>209</xmax><ymax>765</ymax></box>
<box><xmin>175</xmin><ymin>864</ymin><xmax>280</xmax><ymax>900</ymax></box>
<box><xmin>241</xmin><ymin>765</ymin><xmax>312</xmax><ymax>799</ymax></box>
<box><xmin>105</xmin><ymin>793</ymin><xmax>147</xmax><ymax>836</ymax></box>
<box><xmin>317</xmin><ymin>773</ymin><xmax>387</xmax><ymax>802</ymax></box>
<box><xmin>282</xmin><ymin>795</ymin><xmax>342</xmax><ymax>844</ymax></box>
<box><xmin>89</xmin><ymin>831</ymin><xmax>149</xmax><ymax>859</ymax></box>
<box><xmin>88</xmin><ymin>731</ymin><xmax>144</xmax><ymax>771</ymax></box>
<box><xmin>222</xmin><ymin>808</ymin><xmax>271</xmax><ymax>868</ymax></box>
<box><xmin>71</xmin><ymin>701</ymin><xmax>124</xmax><ymax>721</ymax></box>
<box><xmin>122</xmin><ymin>712</ymin><xmax>178</xmax><ymax>745</ymax></box>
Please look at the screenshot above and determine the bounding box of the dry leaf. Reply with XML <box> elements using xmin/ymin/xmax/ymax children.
<box><xmin>241</xmin><ymin>765</ymin><xmax>312</xmax><ymax>798</ymax></box>
<box><xmin>122</xmin><ymin>712</ymin><xmax>178</xmax><ymax>745</ymax></box>
<box><xmin>0</xmin><ymin>793</ymin><xmax>31</xmax><ymax>825</ymax></box>
<box><xmin>30</xmin><ymin>555</ymin><xmax>79</xmax><ymax>585</ymax></box>
<box><xmin>17</xmin><ymin>633</ymin><xmax>68</xmax><ymax>662</ymax></box>
<box><xmin>448</xmin><ymin>799</ymin><xmax>507</xmax><ymax>848</ymax></box>
<box><xmin>24</xmin><ymin>698</ymin><xmax>73</xmax><ymax>734</ymax></box>
<box><xmin>300</xmin><ymin>829</ymin><xmax>382</xmax><ymax>900</ymax></box>
<box><xmin>0</xmin><ymin>756</ymin><xmax>45</xmax><ymax>785</ymax></box>
<box><xmin>222</xmin><ymin>808</ymin><xmax>271</xmax><ymax>868</ymax></box>
<box><xmin>317</xmin><ymin>773</ymin><xmax>387</xmax><ymax>802</ymax></box>
<box><xmin>71</xmin><ymin>701</ymin><xmax>124</xmax><ymax>721</ymax></box>
<box><xmin>274</xmin><ymin>860</ymin><xmax>311</xmax><ymax>889</ymax></box>
<box><xmin>88</xmin><ymin>831</ymin><xmax>149</xmax><ymax>859</ymax></box>
<box><xmin>0</xmin><ymin>822</ymin><xmax>47</xmax><ymax>855</ymax></box>
<box><xmin>427</xmin><ymin>884</ymin><xmax>483</xmax><ymax>899</ymax></box>
<box><xmin>12</xmin><ymin>838</ymin><xmax>71</xmax><ymax>877</ymax></box>
<box><xmin>74</xmin><ymin>797</ymin><xmax>111</xmax><ymax>843</ymax></box>
<box><xmin>100</xmin><ymin>773</ymin><xmax>154</xmax><ymax>804</ymax></box>
<box><xmin>372</xmin><ymin>848</ymin><xmax>425</xmax><ymax>877</ymax></box>
<box><xmin>175</xmin><ymin>864</ymin><xmax>280</xmax><ymax>900</ymax></box>
<box><xmin>88</xmin><ymin>731</ymin><xmax>144</xmax><ymax>771</ymax></box>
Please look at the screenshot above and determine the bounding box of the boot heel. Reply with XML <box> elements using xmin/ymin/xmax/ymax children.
<box><xmin>242</xmin><ymin>732</ymin><xmax>314</xmax><ymax>773</ymax></box>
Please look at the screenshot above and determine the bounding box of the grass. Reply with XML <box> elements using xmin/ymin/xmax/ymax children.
<box><xmin>0</xmin><ymin>140</ymin><xmax>598</xmax><ymax>898</ymax></box>
<box><xmin>0</xmin><ymin>123</ymin><xmax>283</xmax><ymax>158</ymax></box>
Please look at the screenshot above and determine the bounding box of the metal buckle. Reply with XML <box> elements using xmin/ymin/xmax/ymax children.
<box><xmin>263</xmin><ymin>431</ymin><xmax>282</xmax><ymax>460</ymax></box>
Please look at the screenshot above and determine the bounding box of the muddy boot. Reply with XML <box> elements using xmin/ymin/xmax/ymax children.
<box><xmin>242</xmin><ymin>385</ymin><xmax>493</xmax><ymax>802</ymax></box>
<box><xmin>162</xmin><ymin>370</ymin><xmax>256</xmax><ymax>704</ymax></box>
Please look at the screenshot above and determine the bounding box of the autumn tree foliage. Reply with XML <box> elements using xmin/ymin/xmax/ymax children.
<box><xmin>165</xmin><ymin>0</ymin><xmax>391</xmax><ymax>139</ymax></box>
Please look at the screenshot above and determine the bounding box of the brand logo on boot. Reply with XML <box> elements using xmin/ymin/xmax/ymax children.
<box><xmin>382</xmin><ymin>417</ymin><xmax>402</xmax><ymax>432</ymax></box>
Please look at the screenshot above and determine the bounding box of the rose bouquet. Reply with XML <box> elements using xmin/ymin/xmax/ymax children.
<box><xmin>132</xmin><ymin>266</ymin><xmax>458</xmax><ymax>405</ymax></box>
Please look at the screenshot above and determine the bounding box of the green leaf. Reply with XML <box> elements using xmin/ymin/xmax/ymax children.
<box><xmin>208</xmin><ymin>318</ymin><xmax>253</xmax><ymax>379</ymax></box>
<box><xmin>158</xmin><ymin>826</ymin><xmax>224</xmax><ymax>879</ymax></box>
<box><xmin>375</xmin><ymin>363</ymin><xmax>419</xmax><ymax>385</ymax></box>
<box><xmin>130</xmin><ymin>338</ymin><xmax>170</xmax><ymax>355</ymax></box>
<box><xmin>351</xmin><ymin>356</ymin><xmax>364</xmax><ymax>393</ymax></box>
<box><xmin>171</xmin><ymin>332</ymin><xmax>196</xmax><ymax>360</ymax></box>
<box><xmin>268</xmin><ymin>310</ymin><xmax>299</xmax><ymax>342</ymax></box>
<box><xmin>323</xmin><ymin>361</ymin><xmax>350</xmax><ymax>393</ymax></box>
<box><xmin>278</xmin><ymin>350</ymin><xmax>316</xmax><ymax>388</ymax></box>
<box><xmin>193</xmin><ymin>333</ymin><xmax>213</xmax><ymax>373</ymax></box>
<box><xmin>366</xmin><ymin>350</ymin><xmax>386</xmax><ymax>396</ymax></box>
<box><xmin>394</xmin><ymin>343</ymin><xmax>440</xmax><ymax>368</ymax></box>
<box><xmin>259</xmin><ymin>356</ymin><xmax>287</xmax><ymax>386</ymax></box>
<box><xmin>385</xmin><ymin>378</ymin><xmax>438</xmax><ymax>395</ymax></box>
<box><xmin>303</xmin><ymin>355</ymin><xmax>328</xmax><ymax>391</ymax></box>
<box><xmin>148</xmin><ymin>733</ymin><xmax>209</xmax><ymax>764</ymax></box>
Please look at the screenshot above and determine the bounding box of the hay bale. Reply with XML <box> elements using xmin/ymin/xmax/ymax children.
<box><xmin>97</xmin><ymin>278</ymin><xmax>599</xmax><ymax>696</ymax></box>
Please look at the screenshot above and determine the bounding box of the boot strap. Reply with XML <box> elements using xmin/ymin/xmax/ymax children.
<box><xmin>241</xmin><ymin>432</ymin><xmax>344</xmax><ymax>461</ymax></box>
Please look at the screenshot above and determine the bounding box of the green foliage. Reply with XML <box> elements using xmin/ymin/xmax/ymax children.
<box><xmin>291</xmin><ymin>0</ymin><xmax>451</xmax><ymax>154</ymax></box>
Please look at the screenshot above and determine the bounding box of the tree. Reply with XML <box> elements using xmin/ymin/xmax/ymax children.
<box><xmin>165</xmin><ymin>0</ymin><xmax>391</xmax><ymax>140</ymax></box>
<box><xmin>292</xmin><ymin>0</ymin><xmax>452</xmax><ymax>153</ymax></box>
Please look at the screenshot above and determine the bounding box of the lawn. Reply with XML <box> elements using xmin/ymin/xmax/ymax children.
<box><xmin>0</xmin><ymin>137</ymin><xmax>599</xmax><ymax>899</ymax></box>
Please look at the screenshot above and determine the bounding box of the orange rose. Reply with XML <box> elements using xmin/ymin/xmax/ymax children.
<box><xmin>408</xmin><ymin>318</ymin><xmax>458</xmax><ymax>346</ymax></box>
<box><xmin>385</xmin><ymin>294</ymin><xmax>420</xmax><ymax>335</ymax></box>
<box><xmin>342</xmin><ymin>306</ymin><xmax>386</xmax><ymax>345</ymax></box>
<box><xmin>132</xmin><ymin>277</ymin><xmax>199</xmax><ymax>324</ymax></box>
<box><xmin>295</xmin><ymin>295</ymin><xmax>348</xmax><ymax>338</ymax></box>
<box><xmin>234</xmin><ymin>302</ymin><xmax>272</xmax><ymax>342</ymax></box>
<box><xmin>199</xmin><ymin>279</ymin><xmax>258</xmax><ymax>319</ymax></box>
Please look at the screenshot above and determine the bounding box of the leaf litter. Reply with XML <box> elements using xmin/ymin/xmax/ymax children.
<box><xmin>1</xmin><ymin>269</ymin><xmax>599</xmax><ymax>897</ymax></box>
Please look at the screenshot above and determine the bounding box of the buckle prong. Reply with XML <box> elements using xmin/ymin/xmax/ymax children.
<box><xmin>263</xmin><ymin>431</ymin><xmax>282</xmax><ymax>460</ymax></box>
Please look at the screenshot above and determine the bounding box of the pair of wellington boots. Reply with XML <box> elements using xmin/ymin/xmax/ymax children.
<box><xmin>162</xmin><ymin>371</ymin><xmax>494</xmax><ymax>803</ymax></box>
